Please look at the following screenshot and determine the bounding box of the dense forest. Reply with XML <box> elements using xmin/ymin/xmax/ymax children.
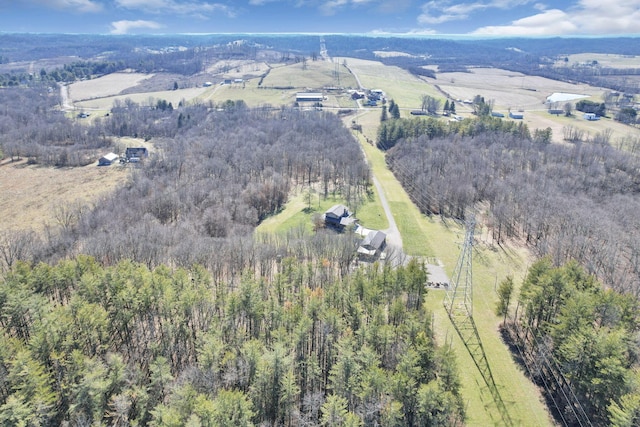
<box><xmin>0</xmin><ymin>254</ymin><xmax>464</xmax><ymax>426</ymax></box>
<box><xmin>505</xmin><ymin>259</ymin><xmax>640</xmax><ymax>426</ymax></box>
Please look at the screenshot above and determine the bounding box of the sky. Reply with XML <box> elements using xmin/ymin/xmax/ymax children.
<box><xmin>0</xmin><ymin>0</ymin><xmax>639</xmax><ymax>37</ymax></box>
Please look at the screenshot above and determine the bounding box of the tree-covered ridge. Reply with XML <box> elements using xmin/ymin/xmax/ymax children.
<box><xmin>376</xmin><ymin>115</ymin><xmax>532</xmax><ymax>150</ymax></box>
<box><xmin>510</xmin><ymin>259</ymin><xmax>640</xmax><ymax>425</ymax></box>
<box><xmin>0</xmin><ymin>256</ymin><xmax>464</xmax><ymax>426</ymax></box>
<box><xmin>385</xmin><ymin>127</ymin><xmax>640</xmax><ymax>296</ymax></box>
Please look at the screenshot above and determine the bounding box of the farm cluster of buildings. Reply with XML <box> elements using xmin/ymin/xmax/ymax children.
<box><xmin>323</xmin><ymin>204</ymin><xmax>387</xmax><ymax>260</ymax></box>
<box><xmin>97</xmin><ymin>147</ymin><xmax>148</xmax><ymax>166</ymax></box>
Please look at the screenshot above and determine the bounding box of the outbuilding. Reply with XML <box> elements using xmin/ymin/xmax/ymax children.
<box><xmin>296</xmin><ymin>92</ymin><xmax>324</xmax><ymax>103</ymax></box>
<box><xmin>125</xmin><ymin>147</ymin><xmax>148</xmax><ymax>161</ymax></box>
<box><xmin>98</xmin><ymin>152</ymin><xmax>118</xmax><ymax>166</ymax></box>
<box><xmin>583</xmin><ymin>113</ymin><xmax>599</xmax><ymax>121</ymax></box>
<box><xmin>357</xmin><ymin>230</ymin><xmax>387</xmax><ymax>258</ymax></box>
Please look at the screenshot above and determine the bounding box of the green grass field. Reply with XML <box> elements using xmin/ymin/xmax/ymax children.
<box><xmin>346</xmin><ymin>58</ymin><xmax>443</xmax><ymax>112</ymax></box>
<box><xmin>262</xmin><ymin>60</ymin><xmax>358</xmax><ymax>90</ymax></box>
<box><xmin>256</xmin><ymin>182</ymin><xmax>387</xmax><ymax>235</ymax></box>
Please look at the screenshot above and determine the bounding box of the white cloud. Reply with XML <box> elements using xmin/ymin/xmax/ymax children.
<box><xmin>32</xmin><ymin>0</ymin><xmax>103</xmax><ymax>13</ymax></box>
<box><xmin>418</xmin><ymin>0</ymin><xmax>534</xmax><ymax>25</ymax></box>
<box><xmin>472</xmin><ymin>0</ymin><xmax>640</xmax><ymax>35</ymax></box>
<box><xmin>115</xmin><ymin>0</ymin><xmax>236</xmax><ymax>17</ymax></box>
<box><xmin>110</xmin><ymin>20</ymin><xmax>163</xmax><ymax>34</ymax></box>
<box><xmin>319</xmin><ymin>0</ymin><xmax>376</xmax><ymax>15</ymax></box>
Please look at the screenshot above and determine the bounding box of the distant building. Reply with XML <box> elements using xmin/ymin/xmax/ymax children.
<box><xmin>296</xmin><ymin>92</ymin><xmax>324</xmax><ymax>103</ymax></box>
<box><xmin>125</xmin><ymin>147</ymin><xmax>148</xmax><ymax>161</ymax></box>
<box><xmin>203</xmin><ymin>81</ymin><xmax>213</xmax><ymax>87</ymax></box>
<box><xmin>410</xmin><ymin>110</ymin><xmax>428</xmax><ymax>116</ymax></box>
<box><xmin>583</xmin><ymin>112</ymin><xmax>599</xmax><ymax>121</ymax></box>
<box><xmin>509</xmin><ymin>111</ymin><xmax>524</xmax><ymax>119</ymax></box>
<box><xmin>98</xmin><ymin>152</ymin><xmax>118</xmax><ymax>166</ymax></box>
<box><xmin>491</xmin><ymin>111</ymin><xmax>505</xmax><ymax>118</ymax></box>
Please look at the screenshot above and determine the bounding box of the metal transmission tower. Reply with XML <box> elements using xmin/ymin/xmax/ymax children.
<box><xmin>444</xmin><ymin>217</ymin><xmax>475</xmax><ymax>321</ymax></box>
<box><xmin>444</xmin><ymin>217</ymin><xmax>514</xmax><ymax>426</ymax></box>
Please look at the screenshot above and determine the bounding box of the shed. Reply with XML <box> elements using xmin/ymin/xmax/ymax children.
<box><xmin>98</xmin><ymin>152</ymin><xmax>118</xmax><ymax>166</ymax></box>
<box><xmin>491</xmin><ymin>111</ymin><xmax>505</xmax><ymax>118</ymax></box>
<box><xmin>583</xmin><ymin>113</ymin><xmax>599</xmax><ymax>121</ymax></box>
<box><xmin>296</xmin><ymin>92</ymin><xmax>323</xmax><ymax>103</ymax></box>
<box><xmin>358</xmin><ymin>230</ymin><xmax>387</xmax><ymax>258</ymax></box>
<box><xmin>509</xmin><ymin>111</ymin><xmax>524</xmax><ymax>119</ymax></box>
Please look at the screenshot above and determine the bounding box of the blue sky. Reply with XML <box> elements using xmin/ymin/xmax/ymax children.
<box><xmin>0</xmin><ymin>0</ymin><xmax>639</xmax><ymax>36</ymax></box>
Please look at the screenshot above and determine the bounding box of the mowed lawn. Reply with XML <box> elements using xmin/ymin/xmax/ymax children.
<box><xmin>256</xmin><ymin>182</ymin><xmax>388</xmax><ymax>236</ymax></box>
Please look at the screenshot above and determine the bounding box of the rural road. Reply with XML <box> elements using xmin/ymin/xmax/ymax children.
<box><xmin>59</xmin><ymin>83</ymin><xmax>73</xmax><ymax>110</ymax></box>
<box><xmin>372</xmin><ymin>176</ymin><xmax>403</xmax><ymax>253</ymax></box>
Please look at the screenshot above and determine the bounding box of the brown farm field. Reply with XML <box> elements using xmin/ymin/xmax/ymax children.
<box><xmin>436</xmin><ymin>67</ymin><xmax>640</xmax><ymax>143</ymax></box>
<box><xmin>69</xmin><ymin>72</ymin><xmax>155</xmax><ymax>101</ymax></box>
<box><xmin>555</xmin><ymin>53</ymin><xmax>640</xmax><ymax>68</ymax></box>
<box><xmin>0</xmin><ymin>159</ymin><xmax>128</xmax><ymax>232</ymax></box>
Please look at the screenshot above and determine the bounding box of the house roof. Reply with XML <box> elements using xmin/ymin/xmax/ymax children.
<box><xmin>362</xmin><ymin>230</ymin><xmax>386</xmax><ymax>250</ymax></box>
<box><xmin>326</xmin><ymin>204</ymin><xmax>348</xmax><ymax>218</ymax></box>
<box><xmin>100</xmin><ymin>152</ymin><xmax>118</xmax><ymax>162</ymax></box>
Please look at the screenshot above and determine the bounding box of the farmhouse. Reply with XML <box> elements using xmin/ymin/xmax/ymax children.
<box><xmin>125</xmin><ymin>147</ymin><xmax>148</xmax><ymax>162</ymax></box>
<box><xmin>98</xmin><ymin>152</ymin><xmax>118</xmax><ymax>166</ymax></box>
<box><xmin>324</xmin><ymin>204</ymin><xmax>355</xmax><ymax>229</ymax></box>
<box><xmin>357</xmin><ymin>230</ymin><xmax>387</xmax><ymax>258</ymax></box>
<box><xmin>296</xmin><ymin>92</ymin><xmax>323</xmax><ymax>103</ymax></box>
